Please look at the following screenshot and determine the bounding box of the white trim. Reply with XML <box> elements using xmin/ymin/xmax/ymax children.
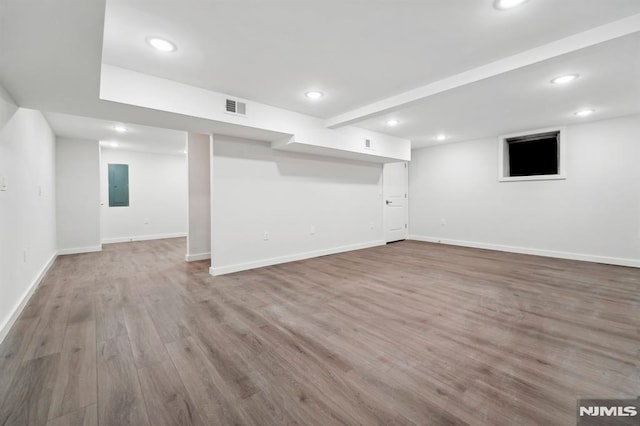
<box><xmin>407</xmin><ymin>235</ymin><xmax>640</xmax><ymax>269</ymax></box>
<box><xmin>185</xmin><ymin>252</ymin><xmax>211</xmax><ymax>262</ymax></box>
<box><xmin>498</xmin><ymin>174</ymin><xmax>566</xmax><ymax>182</ymax></box>
<box><xmin>210</xmin><ymin>240</ymin><xmax>385</xmax><ymax>276</ymax></box>
<box><xmin>0</xmin><ymin>251</ymin><xmax>58</xmax><ymax>344</ymax></box>
<box><xmin>57</xmin><ymin>245</ymin><xmax>102</xmax><ymax>255</ymax></box>
<box><xmin>102</xmin><ymin>233</ymin><xmax>186</xmax><ymax>244</ymax></box>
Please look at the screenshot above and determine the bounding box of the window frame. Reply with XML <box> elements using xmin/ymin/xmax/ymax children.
<box><xmin>498</xmin><ymin>126</ymin><xmax>566</xmax><ymax>182</ymax></box>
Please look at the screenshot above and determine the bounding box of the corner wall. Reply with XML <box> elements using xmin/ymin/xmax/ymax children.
<box><xmin>100</xmin><ymin>148</ymin><xmax>188</xmax><ymax>244</ymax></box>
<box><xmin>56</xmin><ymin>138</ymin><xmax>101</xmax><ymax>254</ymax></box>
<box><xmin>210</xmin><ymin>135</ymin><xmax>385</xmax><ymax>275</ymax></box>
<box><xmin>408</xmin><ymin>115</ymin><xmax>640</xmax><ymax>267</ymax></box>
<box><xmin>186</xmin><ymin>133</ymin><xmax>211</xmax><ymax>261</ymax></box>
<box><xmin>0</xmin><ymin>86</ymin><xmax>57</xmax><ymax>342</ymax></box>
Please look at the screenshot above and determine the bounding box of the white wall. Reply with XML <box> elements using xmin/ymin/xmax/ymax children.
<box><xmin>409</xmin><ymin>114</ymin><xmax>640</xmax><ymax>267</ymax></box>
<box><xmin>0</xmin><ymin>85</ymin><xmax>57</xmax><ymax>342</ymax></box>
<box><xmin>100</xmin><ymin>148</ymin><xmax>188</xmax><ymax>243</ymax></box>
<box><xmin>186</xmin><ymin>133</ymin><xmax>211</xmax><ymax>261</ymax></box>
<box><xmin>56</xmin><ymin>138</ymin><xmax>101</xmax><ymax>254</ymax></box>
<box><xmin>210</xmin><ymin>136</ymin><xmax>384</xmax><ymax>275</ymax></box>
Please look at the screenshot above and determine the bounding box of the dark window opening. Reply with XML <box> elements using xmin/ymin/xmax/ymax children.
<box><xmin>507</xmin><ymin>131</ymin><xmax>559</xmax><ymax>177</ymax></box>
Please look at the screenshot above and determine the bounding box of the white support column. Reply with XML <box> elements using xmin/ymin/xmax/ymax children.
<box><xmin>185</xmin><ymin>133</ymin><xmax>211</xmax><ymax>262</ymax></box>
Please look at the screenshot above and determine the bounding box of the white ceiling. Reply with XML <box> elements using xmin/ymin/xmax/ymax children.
<box><xmin>1</xmin><ymin>0</ymin><xmax>639</xmax><ymax>150</ymax></box>
<box><xmin>359</xmin><ymin>33</ymin><xmax>640</xmax><ymax>148</ymax></box>
<box><xmin>44</xmin><ymin>112</ymin><xmax>187</xmax><ymax>155</ymax></box>
<box><xmin>102</xmin><ymin>0</ymin><xmax>640</xmax><ymax>119</ymax></box>
<box><xmin>0</xmin><ymin>0</ymin><xmax>290</xmax><ymax>143</ymax></box>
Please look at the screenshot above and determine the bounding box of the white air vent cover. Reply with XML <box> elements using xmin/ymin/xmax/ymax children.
<box><xmin>225</xmin><ymin>99</ymin><xmax>246</xmax><ymax>115</ymax></box>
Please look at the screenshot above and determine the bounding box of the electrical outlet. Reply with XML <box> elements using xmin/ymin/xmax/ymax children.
<box><xmin>0</xmin><ymin>175</ymin><xmax>7</xmax><ymax>191</ymax></box>
<box><xmin>310</xmin><ymin>225</ymin><xmax>316</xmax><ymax>235</ymax></box>
<box><xmin>263</xmin><ymin>231</ymin><xmax>269</xmax><ymax>241</ymax></box>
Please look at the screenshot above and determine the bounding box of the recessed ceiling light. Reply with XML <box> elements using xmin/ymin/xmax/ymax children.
<box><xmin>113</xmin><ymin>125</ymin><xmax>127</xmax><ymax>133</ymax></box>
<box><xmin>551</xmin><ymin>74</ymin><xmax>579</xmax><ymax>85</ymax></box>
<box><xmin>146</xmin><ymin>37</ymin><xmax>177</xmax><ymax>52</ymax></box>
<box><xmin>435</xmin><ymin>134</ymin><xmax>447</xmax><ymax>141</ymax></box>
<box><xmin>494</xmin><ymin>0</ymin><xmax>529</xmax><ymax>10</ymax></box>
<box><xmin>110</xmin><ymin>142</ymin><xmax>119</xmax><ymax>148</ymax></box>
<box><xmin>574</xmin><ymin>109</ymin><xmax>595</xmax><ymax>117</ymax></box>
<box><xmin>386</xmin><ymin>119</ymin><xmax>399</xmax><ymax>127</ymax></box>
<box><xmin>305</xmin><ymin>91</ymin><xmax>324</xmax><ymax>100</ymax></box>
<box><xmin>183</xmin><ymin>150</ymin><xmax>188</xmax><ymax>154</ymax></box>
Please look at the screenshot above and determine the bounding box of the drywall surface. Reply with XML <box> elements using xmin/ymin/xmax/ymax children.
<box><xmin>210</xmin><ymin>135</ymin><xmax>385</xmax><ymax>274</ymax></box>
<box><xmin>100</xmin><ymin>147</ymin><xmax>187</xmax><ymax>243</ymax></box>
<box><xmin>0</xmin><ymin>85</ymin><xmax>57</xmax><ymax>341</ymax></box>
<box><xmin>100</xmin><ymin>65</ymin><xmax>411</xmax><ymax>162</ymax></box>
<box><xmin>186</xmin><ymin>133</ymin><xmax>211</xmax><ymax>261</ymax></box>
<box><xmin>409</xmin><ymin>114</ymin><xmax>640</xmax><ymax>266</ymax></box>
<box><xmin>56</xmin><ymin>138</ymin><xmax>101</xmax><ymax>254</ymax></box>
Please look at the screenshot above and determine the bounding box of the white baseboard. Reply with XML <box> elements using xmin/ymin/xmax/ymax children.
<box><xmin>102</xmin><ymin>232</ymin><xmax>186</xmax><ymax>244</ymax></box>
<box><xmin>57</xmin><ymin>245</ymin><xmax>102</xmax><ymax>255</ymax></box>
<box><xmin>407</xmin><ymin>235</ymin><xmax>640</xmax><ymax>268</ymax></box>
<box><xmin>185</xmin><ymin>252</ymin><xmax>211</xmax><ymax>262</ymax></box>
<box><xmin>0</xmin><ymin>251</ymin><xmax>58</xmax><ymax>344</ymax></box>
<box><xmin>210</xmin><ymin>240</ymin><xmax>385</xmax><ymax>276</ymax></box>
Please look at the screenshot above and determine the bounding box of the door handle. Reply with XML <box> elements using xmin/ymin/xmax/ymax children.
<box><xmin>386</xmin><ymin>200</ymin><xmax>391</xmax><ymax>205</ymax></box>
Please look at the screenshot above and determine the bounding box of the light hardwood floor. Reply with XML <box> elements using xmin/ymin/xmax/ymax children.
<box><xmin>0</xmin><ymin>238</ymin><xmax>638</xmax><ymax>425</ymax></box>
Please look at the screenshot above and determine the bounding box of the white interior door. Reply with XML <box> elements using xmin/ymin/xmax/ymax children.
<box><xmin>383</xmin><ymin>161</ymin><xmax>408</xmax><ymax>243</ymax></box>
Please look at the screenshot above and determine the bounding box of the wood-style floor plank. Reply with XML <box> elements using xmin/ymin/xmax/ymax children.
<box><xmin>0</xmin><ymin>317</ymin><xmax>39</xmax><ymax>404</ymax></box>
<box><xmin>0</xmin><ymin>237</ymin><xmax>638</xmax><ymax>426</ymax></box>
<box><xmin>18</xmin><ymin>284</ymin><xmax>56</xmax><ymax>320</ymax></box>
<box><xmin>166</xmin><ymin>336</ymin><xmax>255</xmax><ymax>425</ymax></box>
<box><xmin>94</xmin><ymin>280</ymin><xmax>127</xmax><ymax>343</ymax></box>
<box><xmin>97</xmin><ymin>336</ymin><xmax>149</xmax><ymax>426</ymax></box>
<box><xmin>137</xmin><ymin>359</ymin><xmax>205</xmax><ymax>426</ymax></box>
<box><xmin>122</xmin><ymin>304</ymin><xmax>169</xmax><ymax>368</ymax></box>
<box><xmin>22</xmin><ymin>291</ymin><xmax>70</xmax><ymax>361</ymax></box>
<box><xmin>143</xmin><ymin>294</ymin><xmax>191</xmax><ymax>344</ymax></box>
<box><xmin>0</xmin><ymin>353</ymin><xmax>60</xmax><ymax>425</ymax></box>
<box><xmin>48</xmin><ymin>320</ymin><xmax>97</xmax><ymax>420</ymax></box>
<box><xmin>66</xmin><ymin>286</ymin><xmax>96</xmax><ymax>325</ymax></box>
<box><xmin>47</xmin><ymin>404</ymin><xmax>97</xmax><ymax>426</ymax></box>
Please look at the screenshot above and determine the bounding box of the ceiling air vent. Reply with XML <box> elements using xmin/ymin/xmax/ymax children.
<box><xmin>225</xmin><ymin>99</ymin><xmax>246</xmax><ymax>116</ymax></box>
